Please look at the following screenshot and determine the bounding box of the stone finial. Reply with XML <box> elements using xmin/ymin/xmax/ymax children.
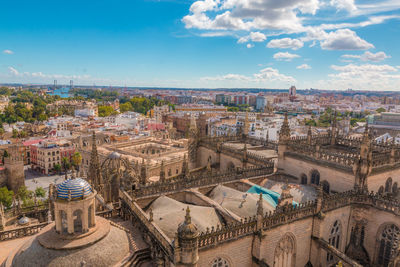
<box><xmin>257</xmin><ymin>193</ymin><xmax>264</xmax><ymax>216</ymax></box>
<box><xmin>185</xmin><ymin>206</ymin><xmax>191</xmax><ymax>224</ymax></box>
<box><xmin>159</xmin><ymin>160</ymin><xmax>165</xmax><ymax>182</ymax></box>
<box><xmin>279</xmin><ymin>113</ymin><xmax>291</xmax><ymax>144</ymax></box>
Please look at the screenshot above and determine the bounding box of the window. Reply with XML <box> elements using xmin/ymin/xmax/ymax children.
<box><xmin>211</xmin><ymin>257</ymin><xmax>229</xmax><ymax>267</ymax></box>
<box><xmin>311</xmin><ymin>170</ymin><xmax>320</xmax><ymax>185</ymax></box>
<box><xmin>327</xmin><ymin>220</ymin><xmax>341</xmax><ymax>262</ymax></box>
<box><xmin>377</xmin><ymin>224</ymin><xmax>400</xmax><ymax>267</ymax></box>
<box><xmin>274</xmin><ymin>233</ymin><xmax>296</xmax><ymax>267</ymax></box>
<box><xmin>385</xmin><ymin>178</ymin><xmax>393</xmax><ymax>193</ymax></box>
<box><xmin>322</xmin><ymin>181</ymin><xmax>330</xmax><ymax>194</ymax></box>
<box><xmin>300</xmin><ymin>174</ymin><xmax>307</xmax><ymax>185</ymax></box>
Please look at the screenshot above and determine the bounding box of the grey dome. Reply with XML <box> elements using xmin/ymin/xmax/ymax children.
<box><xmin>108</xmin><ymin>151</ymin><xmax>121</xmax><ymax>159</ymax></box>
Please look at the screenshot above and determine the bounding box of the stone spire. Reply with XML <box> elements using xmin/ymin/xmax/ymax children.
<box><xmin>140</xmin><ymin>158</ymin><xmax>147</xmax><ymax>185</ymax></box>
<box><xmin>390</xmin><ymin>139</ymin><xmax>397</xmax><ymax>164</ymax></box>
<box><xmin>330</xmin><ymin>110</ymin><xmax>337</xmax><ymax>145</ymax></box>
<box><xmin>354</xmin><ymin>121</ymin><xmax>372</xmax><ymax>191</ymax></box>
<box><xmin>257</xmin><ymin>193</ymin><xmax>264</xmax><ymax>216</ymax></box>
<box><xmin>206</xmin><ymin>157</ymin><xmax>212</xmax><ymax>173</ymax></box>
<box><xmin>307</xmin><ymin>125</ymin><xmax>312</xmax><ymax>145</ymax></box>
<box><xmin>159</xmin><ymin>160</ymin><xmax>165</xmax><ymax>182</ymax></box>
<box><xmin>181</xmin><ymin>154</ymin><xmax>189</xmax><ymax>177</ymax></box>
<box><xmin>279</xmin><ymin>113</ymin><xmax>291</xmax><ymax>144</ymax></box>
<box><xmin>88</xmin><ymin>131</ymin><xmax>102</xmax><ymax>189</ymax></box>
<box><xmin>176</xmin><ymin>206</ymin><xmax>199</xmax><ymax>266</ymax></box>
<box><xmin>243</xmin><ymin>111</ymin><xmax>249</xmax><ymax>138</ymax></box>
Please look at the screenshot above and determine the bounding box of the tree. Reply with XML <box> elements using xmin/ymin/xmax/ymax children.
<box><xmin>62</xmin><ymin>157</ymin><xmax>71</xmax><ymax>172</ymax></box>
<box><xmin>35</xmin><ymin>187</ymin><xmax>46</xmax><ymax>198</ymax></box>
<box><xmin>98</xmin><ymin>105</ymin><xmax>116</xmax><ymax>117</ymax></box>
<box><xmin>0</xmin><ymin>186</ymin><xmax>14</xmax><ymax>208</ymax></box>
<box><xmin>376</xmin><ymin>107</ymin><xmax>386</xmax><ymax>113</ymax></box>
<box><xmin>71</xmin><ymin>152</ymin><xmax>82</xmax><ymax>170</ymax></box>
<box><xmin>120</xmin><ymin>102</ymin><xmax>133</xmax><ymax>113</ymax></box>
<box><xmin>17</xmin><ymin>186</ymin><xmax>33</xmax><ymax>201</ymax></box>
<box><xmin>54</xmin><ymin>164</ymin><xmax>61</xmax><ymax>174</ymax></box>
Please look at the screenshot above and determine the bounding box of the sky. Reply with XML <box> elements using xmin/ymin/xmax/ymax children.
<box><xmin>0</xmin><ymin>0</ymin><xmax>400</xmax><ymax>90</ymax></box>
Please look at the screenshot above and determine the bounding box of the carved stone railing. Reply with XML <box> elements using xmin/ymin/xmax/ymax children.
<box><xmin>132</xmin><ymin>166</ymin><xmax>274</xmax><ymax>198</ymax></box>
<box><xmin>322</xmin><ymin>190</ymin><xmax>400</xmax><ymax>215</ymax></box>
<box><xmin>120</xmin><ymin>191</ymin><xmax>174</xmax><ymax>260</ymax></box>
<box><xmin>198</xmin><ymin>201</ymin><xmax>317</xmax><ymax>249</ymax></box>
<box><xmin>198</xmin><ymin>217</ymin><xmax>257</xmax><ymax>248</ymax></box>
<box><xmin>197</xmin><ymin>190</ymin><xmax>399</xmax><ymax>250</ymax></box>
<box><xmin>4</xmin><ymin>203</ymin><xmax>48</xmax><ymax>219</ymax></box>
<box><xmin>0</xmin><ymin>222</ymin><xmax>50</xmax><ymax>241</ymax></box>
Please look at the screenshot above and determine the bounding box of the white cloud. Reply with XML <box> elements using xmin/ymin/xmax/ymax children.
<box><xmin>201</xmin><ymin>67</ymin><xmax>296</xmax><ymax>84</ymax></box>
<box><xmin>183</xmin><ymin>0</ymin><xmax>319</xmax><ymax>32</ymax></box>
<box><xmin>3</xmin><ymin>50</ymin><xmax>14</xmax><ymax>55</ymax></box>
<box><xmin>341</xmin><ymin>51</ymin><xmax>390</xmax><ymax>62</ymax></box>
<box><xmin>247</xmin><ymin>43</ymin><xmax>254</xmax><ymax>48</ymax></box>
<box><xmin>320</xmin><ymin>29</ymin><xmax>374</xmax><ymax>50</ymax></box>
<box><xmin>330</xmin><ymin>0</ymin><xmax>357</xmax><ymax>12</ymax></box>
<box><xmin>8</xmin><ymin>67</ymin><xmax>19</xmax><ymax>75</ymax></box>
<box><xmin>267</xmin><ymin>38</ymin><xmax>304</xmax><ymax>50</ymax></box>
<box><xmin>273</xmin><ymin>52</ymin><xmax>301</xmax><ymax>61</ymax></box>
<box><xmin>238</xmin><ymin>31</ymin><xmax>266</xmax><ymax>43</ymax></box>
<box><xmin>297</xmin><ymin>64</ymin><xmax>311</xmax><ymax>69</ymax></box>
<box><xmin>324</xmin><ymin>63</ymin><xmax>400</xmax><ymax>90</ymax></box>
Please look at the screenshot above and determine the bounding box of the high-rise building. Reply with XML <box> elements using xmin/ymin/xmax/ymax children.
<box><xmin>289</xmin><ymin>85</ymin><xmax>296</xmax><ymax>97</ymax></box>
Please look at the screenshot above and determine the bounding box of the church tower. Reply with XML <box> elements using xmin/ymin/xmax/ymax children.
<box><xmin>88</xmin><ymin>131</ymin><xmax>103</xmax><ymax>194</ymax></box>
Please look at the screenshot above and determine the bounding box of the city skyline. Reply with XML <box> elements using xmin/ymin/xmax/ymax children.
<box><xmin>0</xmin><ymin>0</ymin><xmax>400</xmax><ymax>90</ymax></box>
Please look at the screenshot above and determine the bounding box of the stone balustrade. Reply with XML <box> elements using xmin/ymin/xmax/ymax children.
<box><xmin>0</xmin><ymin>222</ymin><xmax>50</xmax><ymax>241</ymax></box>
<box><xmin>131</xmin><ymin>166</ymin><xmax>274</xmax><ymax>198</ymax></box>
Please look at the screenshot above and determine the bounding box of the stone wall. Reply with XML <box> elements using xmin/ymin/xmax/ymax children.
<box><xmin>280</xmin><ymin>156</ymin><xmax>355</xmax><ymax>192</ymax></box>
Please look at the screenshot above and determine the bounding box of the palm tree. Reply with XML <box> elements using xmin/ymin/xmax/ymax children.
<box><xmin>71</xmin><ymin>152</ymin><xmax>82</xmax><ymax>172</ymax></box>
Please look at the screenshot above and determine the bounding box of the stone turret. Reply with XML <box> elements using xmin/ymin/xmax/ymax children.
<box><xmin>159</xmin><ymin>160</ymin><xmax>166</xmax><ymax>182</ymax></box>
<box><xmin>181</xmin><ymin>154</ymin><xmax>189</xmax><ymax>177</ymax></box>
<box><xmin>242</xmin><ymin>143</ymin><xmax>248</xmax><ymax>168</ymax></box>
<box><xmin>390</xmin><ymin>139</ymin><xmax>396</xmax><ymax>164</ymax></box>
<box><xmin>278</xmin><ymin>113</ymin><xmax>291</xmax><ymax>167</ymax></box>
<box><xmin>175</xmin><ymin>207</ymin><xmax>199</xmax><ymax>267</ymax></box>
<box><xmin>88</xmin><ymin>131</ymin><xmax>103</xmax><ymax>191</ymax></box>
<box><xmin>307</xmin><ymin>125</ymin><xmax>312</xmax><ymax>146</ymax></box>
<box><xmin>256</xmin><ymin>193</ymin><xmax>264</xmax><ymax>232</ymax></box>
<box><xmin>242</xmin><ymin>111</ymin><xmax>249</xmax><ymax>140</ymax></box>
<box><xmin>353</xmin><ymin>122</ymin><xmax>372</xmax><ymax>191</ymax></box>
<box><xmin>330</xmin><ymin>111</ymin><xmax>337</xmax><ymax>145</ymax></box>
<box><xmin>140</xmin><ymin>159</ymin><xmax>147</xmax><ymax>185</ymax></box>
<box><xmin>188</xmin><ymin>116</ymin><xmax>198</xmax><ymax>169</ymax></box>
<box><xmin>4</xmin><ymin>144</ymin><xmax>25</xmax><ymax>193</ymax></box>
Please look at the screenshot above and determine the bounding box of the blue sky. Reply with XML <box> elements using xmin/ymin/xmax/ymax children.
<box><xmin>0</xmin><ymin>0</ymin><xmax>400</xmax><ymax>90</ymax></box>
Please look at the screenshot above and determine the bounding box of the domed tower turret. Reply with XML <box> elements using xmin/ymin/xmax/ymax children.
<box><xmin>55</xmin><ymin>178</ymin><xmax>96</xmax><ymax>235</ymax></box>
<box><xmin>175</xmin><ymin>207</ymin><xmax>199</xmax><ymax>267</ymax></box>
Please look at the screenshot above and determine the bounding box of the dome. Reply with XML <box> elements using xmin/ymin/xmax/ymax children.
<box><xmin>108</xmin><ymin>151</ymin><xmax>121</xmax><ymax>159</ymax></box>
<box><xmin>18</xmin><ymin>216</ymin><xmax>30</xmax><ymax>226</ymax></box>
<box><xmin>57</xmin><ymin>178</ymin><xmax>93</xmax><ymax>200</ymax></box>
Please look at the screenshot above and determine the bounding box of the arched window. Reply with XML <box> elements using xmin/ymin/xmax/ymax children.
<box><xmin>60</xmin><ymin>210</ymin><xmax>68</xmax><ymax>234</ymax></box>
<box><xmin>211</xmin><ymin>257</ymin><xmax>229</xmax><ymax>267</ymax></box>
<box><xmin>73</xmin><ymin>209</ymin><xmax>83</xmax><ymax>233</ymax></box>
<box><xmin>393</xmin><ymin>182</ymin><xmax>398</xmax><ymax>195</ymax></box>
<box><xmin>227</xmin><ymin>162</ymin><xmax>235</xmax><ymax>172</ymax></box>
<box><xmin>385</xmin><ymin>178</ymin><xmax>393</xmax><ymax>193</ymax></box>
<box><xmin>377</xmin><ymin>224</ymin><xmax>400</xmax><ymax>266</ymax></box>
<box><xmin>310</xmin><ymin>170</ymin><xmax>320</xmax><ymax>185</ymax></box>
<box><xmin>88</xmin><ymin>205</ymin><xmax>94</xmax><ymax>228</ymax></box>
<box><xmin>379</xmin><ymin>186</ymin><xmax>384</xmax><ymax>194</ymax></box>
<box><xmin>300</xmin><ymin>174</ymin><xmax>307</xmax><ymax>185</ymax></box>
<box><xmin>322</xmin><ymin>181</ymin><xmax>330</xmax><ymax>194</ymax></box>
<box><xmin>327</xmin><ymin>220</ymin><xmax>341</xmax><ymax>263</ymax></box>
<box><xmin>274</xmin><ymin>233</ymin><xmax>296</xmax><ymax>267</ymax></box>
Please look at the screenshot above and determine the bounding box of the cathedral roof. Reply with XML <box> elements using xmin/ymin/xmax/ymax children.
<box><xmin>108</xmin><ymin>151</ymin><xmax>121</xmax><ymax>159</ymax></box>
<box><xmin>57</xmin><ymin>178</ymin><xmax>93</xmax><ymax>200</ymax></box>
